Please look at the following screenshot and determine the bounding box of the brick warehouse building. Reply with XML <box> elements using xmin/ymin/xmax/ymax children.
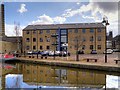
<box><xmin>23</xmin><ymin>23</ymin><xmax>106</xmax><ymax>54</ymax></box>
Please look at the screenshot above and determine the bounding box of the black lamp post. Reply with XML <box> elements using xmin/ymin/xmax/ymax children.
<box><xmin>102</xmin><ymin>16</ymin><xmax>110</xmax><ymax>63</ymax></box>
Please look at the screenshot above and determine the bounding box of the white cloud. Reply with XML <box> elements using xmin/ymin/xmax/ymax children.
<box><xmin>29</xmin><ymin>14</ymin><xmax>53</xmax><ymax>25</ymax></box>
<box><xmin>82</xmin><ymin>15</ymin><xmax>94</xmax><ymax>20</ymax></box>
<box><xmin>53</xmin><ymin>16</ymin><xmax>66</xmax><ymax>24</ymax></box>
<box><xmin>62</xmin><ymin>2</ymin><xmax>118</xmax><ymax>36</ymax></box>
<box><xmin>29</xmin><ymin>14</ymin><xmax>66</xmax><ymax>25</ymax></box>
<box><xmin>5</xmin><ymin>24</ymin><xmax>25</xmax><ymax>36</ymax></box>
<box><xmin>18</xmin><ymin>4</ymin><xmax>27</xmax><ymax>14</ymax></box>
<box><xmin>28</xmin><ymin>2</ymin><xmax>118</xmax><ymax>36</ymax></box>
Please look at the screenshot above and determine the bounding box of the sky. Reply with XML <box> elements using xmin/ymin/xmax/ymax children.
<box><xmin>2</xmin><ymin>0</ymin><xmax>119</xmax><ymax>37</ymax></box>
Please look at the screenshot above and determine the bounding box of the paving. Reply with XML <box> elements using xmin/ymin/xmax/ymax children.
<box><xmin>16</xmin><ymin>52</ymin><xmax>120</xmax><ymax>72</ymax></box>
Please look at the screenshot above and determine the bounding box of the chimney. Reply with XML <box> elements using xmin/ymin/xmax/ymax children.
<box><xmin>0</xmin><ymin>4</ymin><xmax>5</xmax><ymax>36</ymax></box>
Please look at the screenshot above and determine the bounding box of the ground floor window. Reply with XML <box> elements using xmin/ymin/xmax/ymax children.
<box><xmin>82</xmin><ymin>45</ymin><xmax>85</xmax><ymax>50</ymax></box>
<box><xmin>98</xmin><ymin>45</ymin><xmax>101</xmax><ymax>49</ymax></box>
<box><xmin>46</xmin><ymin>46</ymin><xmax>50</xmax><ymax>50</ymax></box>
<box><xmin>33</xmin><ymin>46</ymin><xmax>36</xmax><ymax>50</ymax></box>
<box><xmin>90</xmin><ymin>45</ymin><xmax>93</xmax><ymax>50</ymax></box>
<box><xmin>40</xmin><ymin>46</ymin><xmax>43</xmax><ymax>50</ymax></box>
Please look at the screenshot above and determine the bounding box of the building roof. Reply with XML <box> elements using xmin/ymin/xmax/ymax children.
<box><xmin>0</xmin><ymin>36</ymin><xmax>22</xmax><ymax>42</ymax></box>
<box><xmin>23</xmin><ymin>23</ymin><xmax>105</xmax><ymax>30</ymax></box>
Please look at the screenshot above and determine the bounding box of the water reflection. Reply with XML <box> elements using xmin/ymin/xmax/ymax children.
<box><xmin>2</xmin><ymin>61</ymin><xmax>120</xmax><ymax>89</ymax></box>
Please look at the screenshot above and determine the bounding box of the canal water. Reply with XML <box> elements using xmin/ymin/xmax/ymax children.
<box><xmin>1</xmin><ymin>61</ymin><xmax>120</xmax><ymax>89</ymax></box>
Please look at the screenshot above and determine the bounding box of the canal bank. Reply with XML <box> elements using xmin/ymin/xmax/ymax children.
<box><xmin>13</xmin><ymin>57</ymin><xmax>120</xmax><ymax>73</ymax></box>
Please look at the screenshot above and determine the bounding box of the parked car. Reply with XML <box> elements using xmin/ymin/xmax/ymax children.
<box><xmin>41</xmin><ymin>51</ymin><xmax>49</xmax><ymax>56</ymax></box>
<box><xmin>59</xmin><ymin>51</ymin><xmax>70</xmax><ymax>57</ymax></box>
<box><xmin>78</xmin><ymin>50</ymin><xmax>84</xmax><ymax>54</ymax></box>
<box><xmin>48</xmin><ymin>51</ymin><xmax>55</xmax><ymax>56</ymax></box>
<box><xmin>113</xmin><ymin>49</ymin><xmax>120</xmax><ymax>52</ymax></box>
<box><xmin>27</xmin><ymin>51</ymin><xmax>41</xmax><ymax>55</ymax></box>
<box><xmin>103</xmin><ymin>49</ymin><xmax>113</xmax><ymax>54</ymax></box>
<box><xmin>91</xmin><ymin>50</ymin><xmax>97</xmax><ymax>54</ymax></box>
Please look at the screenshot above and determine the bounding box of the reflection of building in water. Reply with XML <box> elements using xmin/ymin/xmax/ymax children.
<box><xmin>3</xmin><ymin>62</ymin><xmax>106</xmax><ymax>88</ymax></box>
<box><xmin>13</xmin><ymin>63</ymin><xmax>105</xmax><ymax>88</ymax></box>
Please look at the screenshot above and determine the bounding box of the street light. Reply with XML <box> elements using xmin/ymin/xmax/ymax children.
<box><xmin>102</xmin><ymin>16</ymin><xmax>110</xmax><ymax>63</ymax></box>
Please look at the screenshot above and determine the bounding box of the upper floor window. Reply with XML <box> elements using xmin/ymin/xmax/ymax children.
<box><xmin>33</xmin><ymin>30</ymin><xmax>36</xmax><ymax>34</ymax></box>
<box><xmin>46</xmin><ymin>30</ymin><xmax>50</xmax><ymax>33</ymax></box>
<box><xmin>26</xmin><ymin>46</ymin><xmax>29</xmax><ymax>50</ymax></box>
<box><xmin>33</xmin><ymin>38</ymin><xmax>36</xmax><ymax>42</ymax></box>
<box><xmin>39</xmin><ymin>30</ymin><xmax>43</xmax><ymax>34</ymax></box>
<box><xmin>26</xmin><ymin>31</ymin><xmax>29</xmax><ymax>34</ymax></box>
<box><xmin>82</xmin><ymin>29</ymin><xmax>86</xmax><ymax>33</ymax></box>
<box><xmin>40</xmin><ymin>38</ymin><xmax>43</xmax><ymax>42</ymax></box>
<box><xmin>61</xmin><ymin>29</ymin><xmax>67</xmax><ymax>34</ymax></box>
<box><xmin>46</xmin><ymin>38</ymin><xmax>50</xmax><ymax>42</ymax></box>
<box><xmin>74</xmin><ymin>29</ymin><xmax>78</xmax><ymax>33</ymax></box>
<box><xmin>69</xmin><ymin>30</ymin><xmax>72</xmax><ymax>33</ymax></box>
<box><xmin>26</xmin><ymin>38</ymin><xmax>30</xmax><ymax>42</ymax></box>
<box><xmin>98</xmin><ymin>36</ymin><xmax>101</xmax><ymax>41</ymax></box>
<box><xmin>90</xmin><ymin>36</ymin><xmax>94</xmax><ymax>41</ymax></box>
<box><xmin>98</xmin><ymin>28</ymin><xmax>102</xmax><ymax>32</ymax></box>
<box><xmin>82</xmin><ymin>37</ymin><xmax>86</xmax><ymax>42</ymax></box>
<box><xmin>90</xmin><ymin>29</ymin><xmax>94</xmax><ymax>33</ymax></box>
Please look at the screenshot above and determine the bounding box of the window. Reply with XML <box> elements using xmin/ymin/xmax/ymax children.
<box><xmin>33</xmin><ymin>30</ymin><xmax>36</xmax><ymax>34</ymax></box>
<box><xmin>40</xmin><ymin>38</ymin><xmax>43</xmax><ymax>42</ymax></box>
<box><xmin>74</xmin><ymin>29</ymin><xmax>78</xmax><ymax>33</ymax></box>
<box><xmin>98</xmin><ymin>36</ymin><xmax>101</xmax><ymax>41</ymax></box>
<box><xmin>26</xmin><ymin>46</ymin><xmax>29</xmax><ymax>50</ymax></box>
<box><xmin>46</xmin><ymin>38</ymin><xmax>50</xmax><ymax>42</ymax></box>
<box><xmin>90</xmin><ymin>29</ymin><xmax>94</xmax><ymax>33</ymax></box>
<box><xmin>33</xmin><ymin>46</ymin><xmax>36</xmax><ymax>50</ymax></box>
<box><xmin>46</xmin><ymin>30</ymin><xmax>50</xmax><ymax>33</ymax></box>
<box><xmin>90</xmin><ymin>45</ymin><xmax>93</xmax><ymax>50</ymax></box>
<box><xmin>82</xmin><ymin>37</ymin><xmax>86</xmax><ymax>42</ymax></box>
<box><xmin>74</xmin><ymin>45</ymin><xmax>77</xmax><ymax>49</ymax></box>
<box><xmin>33</xmin><ymin>70</ymin><xmax>37</xmax><ymax>74</ymax></box>
<box><xmin>26</xmin><ymin>31</ymin><xmax>29</xmax><ymax>34</ymax></box>
<box><xmin>61</xmin><ymin>29</ymin><xmax>67</xmax><ymax>34</ymax></box>
<box><xmin>70</xmin><ymin>46</ymin><xmax>72</xmax><ymax>49</ymax></box>
<box><xmin>98</xmin><ymin>45</ymin><xmax>101</xmax><ymax>49</ymax></box>
<box><xmin>33</xmin><ymin>38</ymin><xmax>36</xmax><ymax>42</ymax></box>
<box><xmin>39</xmin><ymin>30</ymin><xmax>43</xmax><ymax>34</ymax></box>
<box><xmin>40</xmin><ymin>70</ymin><xmax>43</xmax><ymax>73</ymax></box>
<box><xmin>69</xmin><ymin>30</ymin><xmax>72</xmax><ymax>33</ymax></box>
<box><xmin>82</xmin><ymin>45</ymin><xmax>85</xmax><ymax>50</ymax></box>
<box><xmin>27</xmin><ymin>70</ymin><xmax>30</xmax><ymax>74</ymax></box>
<box><xmin>61</xmin><ymin>36</ymin><xmax>67</xmax><ymax>43</ymax></box>
<box><xmin>46</xmin><ymin>46</ymin><xmax>50</xmax><ymax>50</ymax></box>
<box><xmin>26</xmin><ymin>38</ymin><xmax>30</xmax><ymax>42</ymax></box>
<box><xmin>98</xmin><ymin>28</ymin><xmax>102</xmax><ymax>32</ymax></box>
<box><xmin>40</xmin><ymin>46</ymin><xmax>42</xmax><ymax>50</ymax></box>
<box><xmin>82</xmin><ymin>29</ymin><xmax>86</xmax><ymax>33</ymax></box>
<box><xmin>90</xmin><ymin>36</ymin><xmax>94</xmax><ymax>41</ymax></box>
